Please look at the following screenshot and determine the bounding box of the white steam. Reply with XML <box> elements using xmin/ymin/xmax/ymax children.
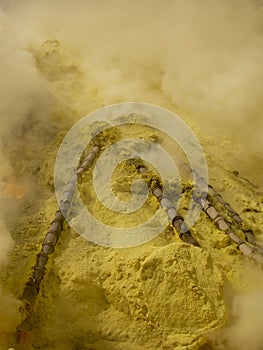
<box><xmin>0</xmin><ymin>0</ymin><xmax>263</xmax><ymax>341</ymax></box>
<box><xmin>209</xmin><ymin>273</ymin><xmax>263</xmax><ymax>350</ymax></box>
<box><xmin>1</xmin><ymin>0</ymin><xmax>262</xmax><ymax>186</ymax></box>
<box><xmin>0</xmin><ymin>6</ymin><xmax>50</xmax><ymax>335</ymax></box>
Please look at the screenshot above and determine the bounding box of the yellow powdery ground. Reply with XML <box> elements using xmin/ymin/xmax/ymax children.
<box><xmin>1</xmin><ymin>40</ymin><xmax>263</xmax><ymax>350</ymax></box>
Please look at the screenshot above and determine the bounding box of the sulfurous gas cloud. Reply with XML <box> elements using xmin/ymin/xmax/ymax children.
<box><xmin>0</xmin><ymin>0</ymin><xmax>263</xmax><ymax>345</ymax></box>
<box><xmin>1</xmin><ymin>0</ymin><xmax>263</xmax><ymax>184</ymax></box>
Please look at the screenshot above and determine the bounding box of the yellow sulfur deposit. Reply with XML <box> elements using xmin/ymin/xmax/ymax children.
<box><xmin>1</xmin><ymin>38</ymin><xmax>263</xmax><ymax>350</ymax></box>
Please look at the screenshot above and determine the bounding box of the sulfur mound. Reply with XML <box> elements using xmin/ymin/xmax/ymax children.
<box><xmin>102</xmin><ymin>242</ymin><xmax>225</xmax><ymax>339</ymax></box>
<box><xmin>139</xmin><ymin>243</ymin><xmax>225</xmax><ymax>332</ymax></box>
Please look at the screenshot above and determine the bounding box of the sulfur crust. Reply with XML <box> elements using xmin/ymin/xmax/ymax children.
<box><xmin>1</xmin><ymin>40</ymin><xmax>263</xmax><ymax>350</ymax></box>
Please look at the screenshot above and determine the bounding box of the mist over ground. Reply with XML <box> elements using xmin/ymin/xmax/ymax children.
<box><xmin>0</xmin><ymin>1</ymin><xmax>263</xmax><ymax>349</ymax></box>
<box><xmin>1</xmin><ymin>0</ymin><xmax>263</xmax><ymax>185</ymax></box>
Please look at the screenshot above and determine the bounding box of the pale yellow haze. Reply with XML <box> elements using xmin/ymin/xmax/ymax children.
<box><xmin>0</xmin><ymin>1</ymin><xmax>263</xmax><ymax>350</ymax></box>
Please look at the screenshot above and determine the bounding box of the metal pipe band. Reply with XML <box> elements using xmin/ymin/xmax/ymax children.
<box><xmin>54</xmin><ymin>210</ymin><xmax>65</xmax><ymax>222</ymax></box>
<box><xmin>160</xmin><ymin>197</ymin><xmax>172</xmax><ymax>208</ymax></box>
<box><xmin>226</xmin><ymin>229</ymin><xmax>242</xmax><ymax>244</ymax></box>
<box><xmin>36</xmin><ymin>252</ymin><xmax>48</xmax><ymax>269</ymax></box>
<box><xmin>33</xmin><ymin>266</ymin><xmax>45</xmax><ymax>283</ymax></box>
<box><xmin>153</xmin><ymin>187</ymin><xmax>163</xmax><ymax>200</ymax></box>
<box><xmin>166</xmin><ymin>207</ymin><xmax>177</xmax><ymax>221</ymax></box>
<box><xmin>230</xmin><ymin>213</ymin><xmax>243</xmax><ymax>223</ymax></box>
<box><xmin>214</xmin><ymin>217</ymin><xmax>229</xmax><ymax>231</ymax></box>
<box><xmin>50</xmin><ymin>218</ymin><xmax>63</xmax><ymax>226</ymax></box>
<box><xmin>42</xmin><ymin>244</ymin><xmax>54</xmax><ymax>255</ymax></box>
<box><xmin>238</xmin><ymin>242</ymin><xmax>254</xmax><ymax>257</ymax></box>
<box><xmin>43</xmin><ymin>232</ymin><xmax>58</xmax><ymax>247</ymax></box>
<box><xmin>49</xmin><ymin>221</ymin><xmax>62</xmax><ymax>232</ymax></box>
